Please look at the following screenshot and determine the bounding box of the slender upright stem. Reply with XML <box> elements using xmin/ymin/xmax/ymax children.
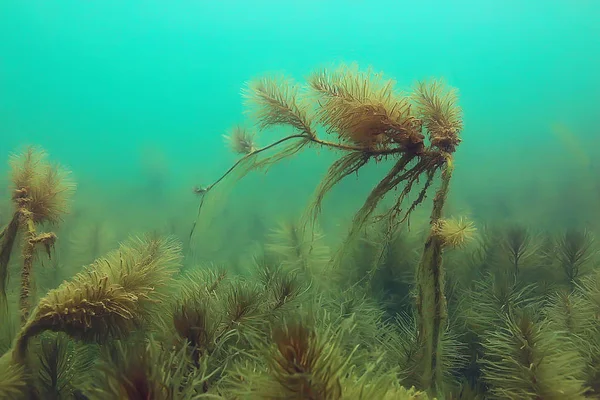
<box><xmin>19</xmin><ymin>210</ymin><xmax>36</xmax><ymax>324</ymax></box>
<box><xmin>415</xmin><ymin>156</ymin><xmax>453</xmax><ymax>395</ymax></box>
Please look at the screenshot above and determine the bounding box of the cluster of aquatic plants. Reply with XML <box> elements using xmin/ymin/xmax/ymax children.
<box><xmin>1</xmin><ymin>63</ymin><xmax>599</xmax><ymax>400</ymax></box>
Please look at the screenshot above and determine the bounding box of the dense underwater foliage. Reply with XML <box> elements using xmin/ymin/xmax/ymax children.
<box><xmin>1</xmin><ymin>63</ymin><xmax>600</xmax><ymax>400</ymax></box>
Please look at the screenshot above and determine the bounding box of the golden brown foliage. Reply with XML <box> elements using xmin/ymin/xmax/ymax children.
<box><xmin>481</xmin><ymin>310</ymin><xmax>587</xmax><ymax>399</ymax></box>
<box><xmin>412</xmin><ymin>80</ymin><xmax>463</xmax><ymax>152</ymax></box>
<box><xmin>13</xmin><ymin>235</ymin><xmax>181</xmax><ymax>360</ymax></box>
<box><xmin>308</xmin><ymin>64</ymin><xmax>422</xmax><ymax>150</ymax></box>
<box><xmin>193</xmin><ymin>64</ymin><xmax>463</xmax><ymax>250</ymax></box>
<box><xmin>244</xmin><ymin>75</ymin><xmax>315</xmax><ymax>137</ymax></box>
<box><xmin>0</xmin><ymin>353</ymin><xmax>27</xmax><ymax>399</ymax></box>
<box><xmin>87</xmin><ymin>339</ymin><xmax>211</xmax><ymax>400</ymax></box>
<box><xmin>9</xmin><ymin>146</ymin><xmax>75</xmax><ymax>224</ymax></box>
<box><xmin>224</xmin><ymin>125</ymin><xmax>257</xmax><ymax>155</ymax></box>
<box><xmin>433</xmin><ymin>216</ymin><xmax>477</xmax><ymax>249</ymax></box>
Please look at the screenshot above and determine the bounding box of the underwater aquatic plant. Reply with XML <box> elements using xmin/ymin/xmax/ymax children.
<box><xmin>378</xmin><ymin>312</ymin><xmax>464</xmax><ymax>392</ymax></box>
<box><xmin>173</xmin><ymin>294</ymin><xmax>220</xmax><ymax>366</ymax></box>
<box><xmin>11</xmin><ymin>234</ymin><xmax>181</xmax><ymax>363</ymax></box>
<box><xmin>555</xmin><ymin>228</ymin><xmax>597</xmax><ymax>287</ymax></box>
<box><xmin>432</xmin><ymin>216</ymin><xmax>477</xmax><ymax>249</ymax></box>
<box><xmin>0</xmin><ymin>146</ymin><xmax>75</xmax><ymax>321</ymax></box>
<box><xmin>190</xmin><ymin>64</ymin><xmax>460</xmax><ymax>249</ymax></box>
<box><xmin>225</xmin><ymin>316</ymin><xmax>347</xmax><ymax>399</ymax></box>
<box><xmin>0</xmin><ymin>353</ymin><xmax>27</xmax><ymax>399</ymax></box>
<box><xmin>224</xmin><ymin>125</ymin><xmax>257</xmax><ymax>155</ymax></box>
<box><xmin>480</xmin><ymin>309</ymin><xmax>588</xmax><ymax>399</ymax></box>
<box><xmin>501</xmin><ymin>225</ymin><xmax>538</xmax><ymax>278</ymax></box>
<box><xmin>225</xmin><ymin>312</ymin><xmax>432</xmax><ymax>400</ymax></box>
<box><xmin>190</xmin><ymin>63</ymin><xmax>463</xmax><ymax>396</ymax></box>
<box><xmin>29</xmin><ymin>332</ymin><xmax>96</xmax><ymax>399</ymax></box>
<box><xmin>87</xmin><ymin>338</ymin><xmax>213</xmax><ymax>400</ymax></box>
<box><xmin>265</xmin><ymin>219</ymin><xmax>331</xmax><ymax>290</ymax></box>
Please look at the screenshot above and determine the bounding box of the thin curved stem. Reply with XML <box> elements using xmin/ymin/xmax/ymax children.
<box><xmin>207</xmin><ymin>134</ymin><xmax>308</xmax><ymax>192</ymax></box>
<box><xmin>207</xmin><ymin>135</ymin><xmax>399</xmax><ymax>193</ymax></box>
<box><xmin>189</xmin><ymin>132</ymin><xmax>406</xmax><ymax>241</ymax></box>
<box><xmin>188</xmin><ymin>134</ymin><xmax>308</xmax><ymax>242</ymax></box>
<box><xmin>415</xmin><ymin>158</ymin><xmax>454</xmax><ymax>396</ymax></box>
<box><xmin>310</xmin><ymin>137</ymin><xmax>398</xmax><ymax>155</ymax></box>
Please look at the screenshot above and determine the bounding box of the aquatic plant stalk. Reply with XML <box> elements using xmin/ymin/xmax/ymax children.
<box><xmin>189</xmin><ymin>132</ymin><xmax>402</xmax><ymax>241</ymax></box>
<box><xmin>189</xmin><ymin>66</ymin><xmax>451</xmax><ymax>244</ymax></box>
<box><xmin>12</xmin><ymin>189</ymin><xmax>59</xmax><ymax>324</ymax></box>
<box><xmin>415</xmin><ymin>157</ymin><xmax>453</xmax><ymax>394</ymax></box>
<box><xmin>2</xmin><ymin>147</ymin><xmax>75</xmax><ymax>323</ymax></box>
<box><xmin>0</xmin><ymin>213</ymin><xmax>20</xmax><ymax>312</ymax></box>
<box><xmin>18</xmin><ymin>207</ymin><xmax>56</xmax><ymax>323</ymax></box>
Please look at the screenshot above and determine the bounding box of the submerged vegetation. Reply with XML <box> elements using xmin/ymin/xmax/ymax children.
<box><xmin>1</xmin><ymin>63</ymin><xmax>600</xmax><ymax>399</ymax></box>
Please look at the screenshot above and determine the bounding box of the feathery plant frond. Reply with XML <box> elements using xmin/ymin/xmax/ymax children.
<box><xmin>173</xmin><ymin>290</ymin><xmax>221</xmax><ymax>367</ymax></box>
<box><xmin>501</xmin><ymin>225</ymin><xmax>539</xmax><ymax>277</ymax></box>
<box><xmin>311</xmin><ymin>287</ymin><xmax>386</xmax><ymax>361</ymax></box>
<box><xmin>101</xmin><ymin>235</ymin><xmax>181</xmax><ymax>301</ymax></box>
<box><xmin>379</xmin><ymin>313</ymin><xmax>465</xmax><ymax>391</ymax></box>
<box><xmin>223</xmin><ymin>125</ymin><xmax>257</xmax><ymax>155</ymax></box>
<box><xmin>226</xmin><ymin>316</ymin><xmax>349</xmax><ymax>399</ymax></box>
<box><xmin>341</xmin><ymin>363</ymin><xmax>431</xmax><ymax>400</ymax></box>
<box><xmin>262</xmin><ymin>267</ymin><xmax>307</xmax><ymax>316</ymax></box>
<box><xmin>481</xmin><ymin>309</ymin><xmax>588</xmax><ymax>399</ymax></box>
<box><xmin>546</xmin><ymin>290</ymin><xmax>596</xmax><ymax>340</ymax></box>
<box><xmin>270</xmin><ymin>320</ymin><xmax>345</xmax><ymax>398</ymax></box>
<box><xmin>30</xmin><ymin>332</ymin><xmax>97</xmax><ymax>399</ymax></box>
<box><xmin>13</xmin><ymin>235</ymin><xmax>182</xmax><ymax>362</ymax></box>
<box><xmin>412</xmin><ymin>79</ymin><xmax>463</xmax><ymax>152</ymax></box>
<box><xmin>466</xmin><ymin>272</ymin><xmax>538</xmax><ymax>335</ymax></box>
<box><xmin>556</xmin><ymin>228</ymin><xmax>597</xmax><ymax>285</ymax></box>
<box><xmin>194</xmin><ymin>64</ymin><xmax>462</xmax><ymax>262</ymax></box>
<box><xmin>2</xmin><ymin>146</ymin><xmax>75</xmax><ymax>319</ymax></box>
<box><xmin>9</xmin><ymin>146</ymin><xmax>75</xmax><ymax>224</ymax></box>
<box><xmin>86</xmin><ymin>338</ymin><xmax>215</xmax><ymax>400</ymax></box>
<box><xmin>222</xmin><ymin>281</ymin><xmax>263</xmax><ymax>330</ymax></box>
<box><xmin>308</xmin><ymin>63</ymin><xmax>419</xmax><ymax>149</ymax></box>
<box><xmin>244</xmin><ymin>74</ymin><xmax>315</xmax><ymax>137</ymax></box>
<box><xmin>545</xmin><ymin>290</ymin><xmax>600</xmax><ymax>394</ymax></box>
<box><xmin>0</xmin><ymin>353</ymin><xmax>27</xmax><ymax>399</ymax></box>
<box><xmin>178</xmin><ymin>266</ymin><xmax>228</xmax><ymax>299</ymax></box>
<box><xmin>265</xmin><ymin>220</ymin><xmax>330</xmax><ymax>286</ymax></box>
<box><xmin>577</xmin><ymin>260</ymin><xmax>600</xmax><ymax>311</ymax></box>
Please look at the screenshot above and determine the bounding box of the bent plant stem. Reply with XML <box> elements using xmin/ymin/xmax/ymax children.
<box><xmin>188</xmin><ymin>133</ymin><xmax>308</xmax><ymax>242</ymax></box>
<box><xmin>0</xmin><ymin>212</ymin><xmax>20</xmax><ymax>312</ymax></box>
<box><xmin>12</xmin><ymin>319</ymin><xmax>46</xmax><ymax>364</ymax></box>
<box><xmin>415</xmin><ymin>155</ymin><xmax>453</xmax><ymax>395</ymax></box>
<box><xmin>189</xmin><ymin>132</ymin><xmax>403</xmax><ymax>241</ymax></box>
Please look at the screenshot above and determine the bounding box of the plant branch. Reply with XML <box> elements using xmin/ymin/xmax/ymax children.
<box><xmin>188</xmin><ymin>133</ymin><xmax>405</xmax><ymax>242</ymax></box>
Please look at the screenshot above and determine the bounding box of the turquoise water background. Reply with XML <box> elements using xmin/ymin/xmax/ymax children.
<box><xmin>1</xmin><ymin>0</ymin><xmax>600</xmax><ymax>256</ymax></box>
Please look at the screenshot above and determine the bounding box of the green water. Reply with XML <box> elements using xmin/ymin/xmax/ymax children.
<box><xmin>1</xmin><ymin>2</ymin><xmax>600</xmax><ymax>398</ymax></box>
<box><xmin>2</xmin><ymin>1</ymin><xmax>599</xmax><ymax>237</ymax></box>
